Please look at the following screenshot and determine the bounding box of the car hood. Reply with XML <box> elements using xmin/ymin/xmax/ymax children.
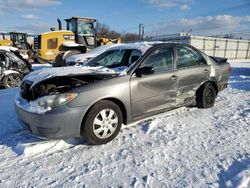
<box><xmin>66</xmin><ymin>45</ymin><xmax>115</xmax><ymax>63</ymax></box>
<box><xmin>23</xmin><ymin>66</ymin><xmax>119</xmax><ymax>88</ymax></box>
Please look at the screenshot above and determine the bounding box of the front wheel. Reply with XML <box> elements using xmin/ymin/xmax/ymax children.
<box><xmin>196</xmin><ymin>82</ymin><xmax>217</xmax><ymax>108</ymax></box>
<box><xmin>82</xmin><ymin>100</ymin><xmax>123</xmax><ymax>145</ymax></box>
<box><xmin>2</xmin><ymin>73</ymin><xmax>22</xmax><ymax>88</ymax></box>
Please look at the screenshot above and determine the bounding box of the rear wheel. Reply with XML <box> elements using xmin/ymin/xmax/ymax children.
<box><xmin>2</xmin><ymin>73</ymin><xmax>22</xmax><ymax>88</ymax></box>
<box><xmin>196</xmin><ymin>82</ymin><xmax>217</xmax><ymax>108</ymax></box>
<box><xmin>82</xmin><ymin>100</ymin><xmax>123</xmax><ymax>145</ymax></box>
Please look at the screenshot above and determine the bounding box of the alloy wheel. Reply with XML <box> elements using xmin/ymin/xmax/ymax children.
<box><xmin>92</xmin><ymin>109</ymin><xmax>119</xmax><ymax>139</ymax></box>
<box><xmin>5</xmin><ymin>75</ymin><xmax>22</xmax><ymax>88</ymax></box>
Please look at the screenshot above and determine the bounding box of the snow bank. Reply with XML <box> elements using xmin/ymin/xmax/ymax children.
<box><xmin>31</xmin><ymin>63</ymin><xmax>52</xmax><ymax>71</ymax></box>
<box><xmin>14</xmin><ymin>139</ymin><xmax>81</xmax><ymax>158</ymax></box>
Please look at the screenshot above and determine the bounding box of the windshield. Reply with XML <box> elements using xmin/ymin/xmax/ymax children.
<box><xmin>10</xmin><ymin>33</ymin><xmax>26</xmax><ymax>44</ymax></box>
<box><xmin>77</xmin><ymin>21</ymin><xmax>94</xmax><ymax>36</ymax></box>
<box><xmin>87</xmin><ymin>49</ymin><xmax>126</xmax><ymax>68</ymax></box>
<box><xmin>86</xmin><ymin>49</ymin><xmax>142</xmax><ymax>72</ymax></box>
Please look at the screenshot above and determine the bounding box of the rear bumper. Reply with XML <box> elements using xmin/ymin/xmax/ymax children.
<box><xmin>15</xmin><ymin>96</ymin><xmax>87</xmax><ymax>139</ymax></box>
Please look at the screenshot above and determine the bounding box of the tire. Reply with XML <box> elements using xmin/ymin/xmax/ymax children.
<box><xmin>2</xmin><ymin>73</ymin><xmax>22</xmax><ymax>88</ymax></box>
<box><xmin>82</xmin><ymin>100</ymin><xmax>123</xmax><ymax>145</ymax></box>
<box><xmin>54</xmin><ymin>50</ymin><xmax>81</xmax><ymax>67</ymax></box>
<box><xmin>53</xmin><ymin>53</ymin><xmax>64</xmax><ymax>67</ymax></box>
<box><xmin>196</xmin><ymin>82</ymin><xmax>217</xmax><ymax>108</ymax></box>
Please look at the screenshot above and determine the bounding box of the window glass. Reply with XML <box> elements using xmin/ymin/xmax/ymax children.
<box><xmin>176</xmin><ymin>46</ymin><xmax>204</xmax><ymax>68</ymax></box>
<box><xmin>77</xmin><ymin>22</ymin><xmax>94</xmax><ymax>36</ymax></box>
<box><xmin>128</xmin><ymin>50</ymin><xmax>142</xmax><ymax>66</ymax></box>
<box><xmin>68</xmin><ymin>20</ymin><xmax>76</xmax><ymax>32</ymax></box>
<box><xmin>140</xmin><ymin>47</ymin><xmax>173</xmax><ymax>73</ymax></box>
<box><xmin>47</xmin><ymin>38</ymin><xmax>58</xmax><ymax>49</ymax></box>
<box><xmin>87</xmin><ymin>49</ymin><xmax>126</xmax><ymax>68</ymax></box>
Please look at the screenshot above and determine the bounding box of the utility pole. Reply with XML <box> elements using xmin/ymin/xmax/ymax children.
<box><xmin>141</xmin><ymin>25</ymin><xmax>144</xmax><ymax>41</ymax></box>
<box><xmin>139</xmin><ymin>24</ymin><xmax>144</xmax><ymax>41</ymax></box>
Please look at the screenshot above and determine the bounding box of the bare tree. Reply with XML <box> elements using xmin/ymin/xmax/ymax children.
<box><xmin>95</xmin><ymin>22</ymin><xmax>139</xmax><ymax>42</ymax></box>
<box><xmin>95</xmin><ymin>22</ymin><xmax>121</xmax><ymax>39</ymax></box>
<box><xmin>123</xmin><ymin>32</ymin><xmax>140</xmax><ymax>42</ymax></box>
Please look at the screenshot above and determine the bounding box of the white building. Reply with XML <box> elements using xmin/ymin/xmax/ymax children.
<box><xmin>150</xmin><ymin>33</ymin><xmax>250</xmax><ymax>59</ymax></box>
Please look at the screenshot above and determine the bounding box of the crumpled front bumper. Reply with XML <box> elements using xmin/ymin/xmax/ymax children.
<box><xmin>15</xmin><ymin>93</ymin><xmax>87</xmax><ymax>139</ymax></box>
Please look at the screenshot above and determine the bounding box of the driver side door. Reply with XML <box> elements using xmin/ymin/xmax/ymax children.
<box><xmin>130</xmin><ymin>46</ymin><xmax>178</xmax><ymax>119</ymax></box>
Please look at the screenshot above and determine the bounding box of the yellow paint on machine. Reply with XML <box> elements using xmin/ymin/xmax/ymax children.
<box><xmin>0</xmin><ymin>39</ymin><xmax>13</xmax><ymax>46</ymax></box>
<box><xmin>38</xmin><ymin>30</ymin><xmax>75</xmax><ymax>62</ymax></box>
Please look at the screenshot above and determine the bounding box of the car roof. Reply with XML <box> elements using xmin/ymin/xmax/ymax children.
<box><xmin>107</xmin><ymin>42</ymin><xmax>153</xmax><ymax>54</ymax></box>
<box><xmin>107</xmin><ymin>41</ymin><xmax>179</xmax><ymax>54</ymax></box>
<box><xmin>0</xmin><ymin>46</ymin><xmax>18</xmax><ymax>52</ymax></box>
<box><xmin>0</xmin><ymin>50</ymin><xmax>8</xmax><ymax>54</ymax></box>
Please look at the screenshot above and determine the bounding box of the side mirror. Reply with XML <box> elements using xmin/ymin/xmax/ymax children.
<box><xmin>135</xmin><ymin>66</ymin><xmax>154</xmax><ymax>77</ymax></box>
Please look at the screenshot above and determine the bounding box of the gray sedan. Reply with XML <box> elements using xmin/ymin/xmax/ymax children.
<box><xmin>15</xmin><ymin>42</ymin><xmax>231</xmax><ymax>145</ymax></box>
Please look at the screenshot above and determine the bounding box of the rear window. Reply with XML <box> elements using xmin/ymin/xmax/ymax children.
<box><xmin>177</xmin><ymin>46</ymin><xmax>206</xmax><ymax>68</ymax></box>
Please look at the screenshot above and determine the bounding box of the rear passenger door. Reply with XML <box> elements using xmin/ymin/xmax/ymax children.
<box><xmin>175</xmin><ymin>45</ymin><xmax>210</xmax><ymax>105</ymax></box>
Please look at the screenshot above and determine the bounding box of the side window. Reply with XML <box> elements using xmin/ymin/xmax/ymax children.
<box><xmin>47</xmin><ymin>38</ymin><xmax>58</xmax><ymax>49</ymax></box>
<box><xmin>176</xmin><ymin>46</ymin><xmax>205</xmax><ymax>68</ymax></box>
<box><xmin>128</xmin><ymin>50</ymin><xmax>142</xmax><ymax>66</ymax></box>
<box><xmin>0</xmin><ymin>53</ymin><xmax>5</xmax><ymax>62</ymax></box>
<box><xmin>140</xmin><ymin>47</ymin><xmax>173</xmax><ymax>73</ymax></box>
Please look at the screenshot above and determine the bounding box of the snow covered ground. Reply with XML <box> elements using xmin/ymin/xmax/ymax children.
<box><xmin>0</xmin><ymin>60</ymin><xmax>249</xmax><ymax>187</ymax></box>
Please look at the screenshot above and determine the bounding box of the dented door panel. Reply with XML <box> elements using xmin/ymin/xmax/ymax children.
<box><xmin>176</xmin><ymin>65</ymin><xmax>211</xmax><ymax>105</ymax></box>
<box><xmin>130</xmin><ymin>71</ymin><xmax>177</xmax><ymax>118</ymax></box>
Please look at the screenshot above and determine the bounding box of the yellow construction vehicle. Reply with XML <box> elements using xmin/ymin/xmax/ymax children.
<box><xmin>0</xmin><ymin>32</ymin><xmax>34</xmax><ymax>59</ymax></box>
<box><xmin>35</xmin><ymin>17</ymin><xmax>121</xmax><ymax>66</ymax></box>
<box><xmin>0</xmin><ymin>33</ymin><xmax>13</xmax><ymax>46</ymax></box>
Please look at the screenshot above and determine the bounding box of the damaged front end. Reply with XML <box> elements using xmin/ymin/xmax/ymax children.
<box><xmin>17</xmin><ymin>73</ymin><xmax>117</xmax><ymax>114</ymax></box>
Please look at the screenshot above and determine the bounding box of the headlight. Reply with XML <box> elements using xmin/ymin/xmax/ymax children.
<box><xmin>37</xmin><ymin>93</ymin><xmax>78</xmax><ymax>108</ymax></box>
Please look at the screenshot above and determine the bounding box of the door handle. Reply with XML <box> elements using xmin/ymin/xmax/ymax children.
<box><xmin>170</xmin><ymin>75</ymin><xmax>178</xmax><ymax>80</ymax></box>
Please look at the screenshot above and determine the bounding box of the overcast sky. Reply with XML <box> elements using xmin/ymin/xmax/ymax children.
<box><xmin>0</xmin><ymin>0</ymin><xmax>249</xmax><ymax>36</ymax></box>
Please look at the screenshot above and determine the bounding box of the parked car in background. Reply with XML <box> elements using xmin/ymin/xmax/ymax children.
<box><xmin>15</xmin><ymin>42</ymin><xmax>231</xmax><ymax>145</ymax></box>
<box><xmin>0</xmin><ymin>46</ymin><xmax>29</xmax><ymax>60</ymax></box>
<box><xmin>65</xmin><ymin>44</ymin><xmax>119</xmax><ymax>66</ymax></box>
<box><xmin>0</xmin><ymin>49</ymin><xmax>31</xmax><ymax>88</ymax></box>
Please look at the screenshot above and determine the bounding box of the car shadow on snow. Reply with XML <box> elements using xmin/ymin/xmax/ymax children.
<box><xmin>229</xmin><ymin>67</ymin><xmax>250</xmax><ymax>91</ymax></box>
<box><xmin>217</xmin><ymin>154</ymin><xmax>250</xmax><ymax>188</ymax></box>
